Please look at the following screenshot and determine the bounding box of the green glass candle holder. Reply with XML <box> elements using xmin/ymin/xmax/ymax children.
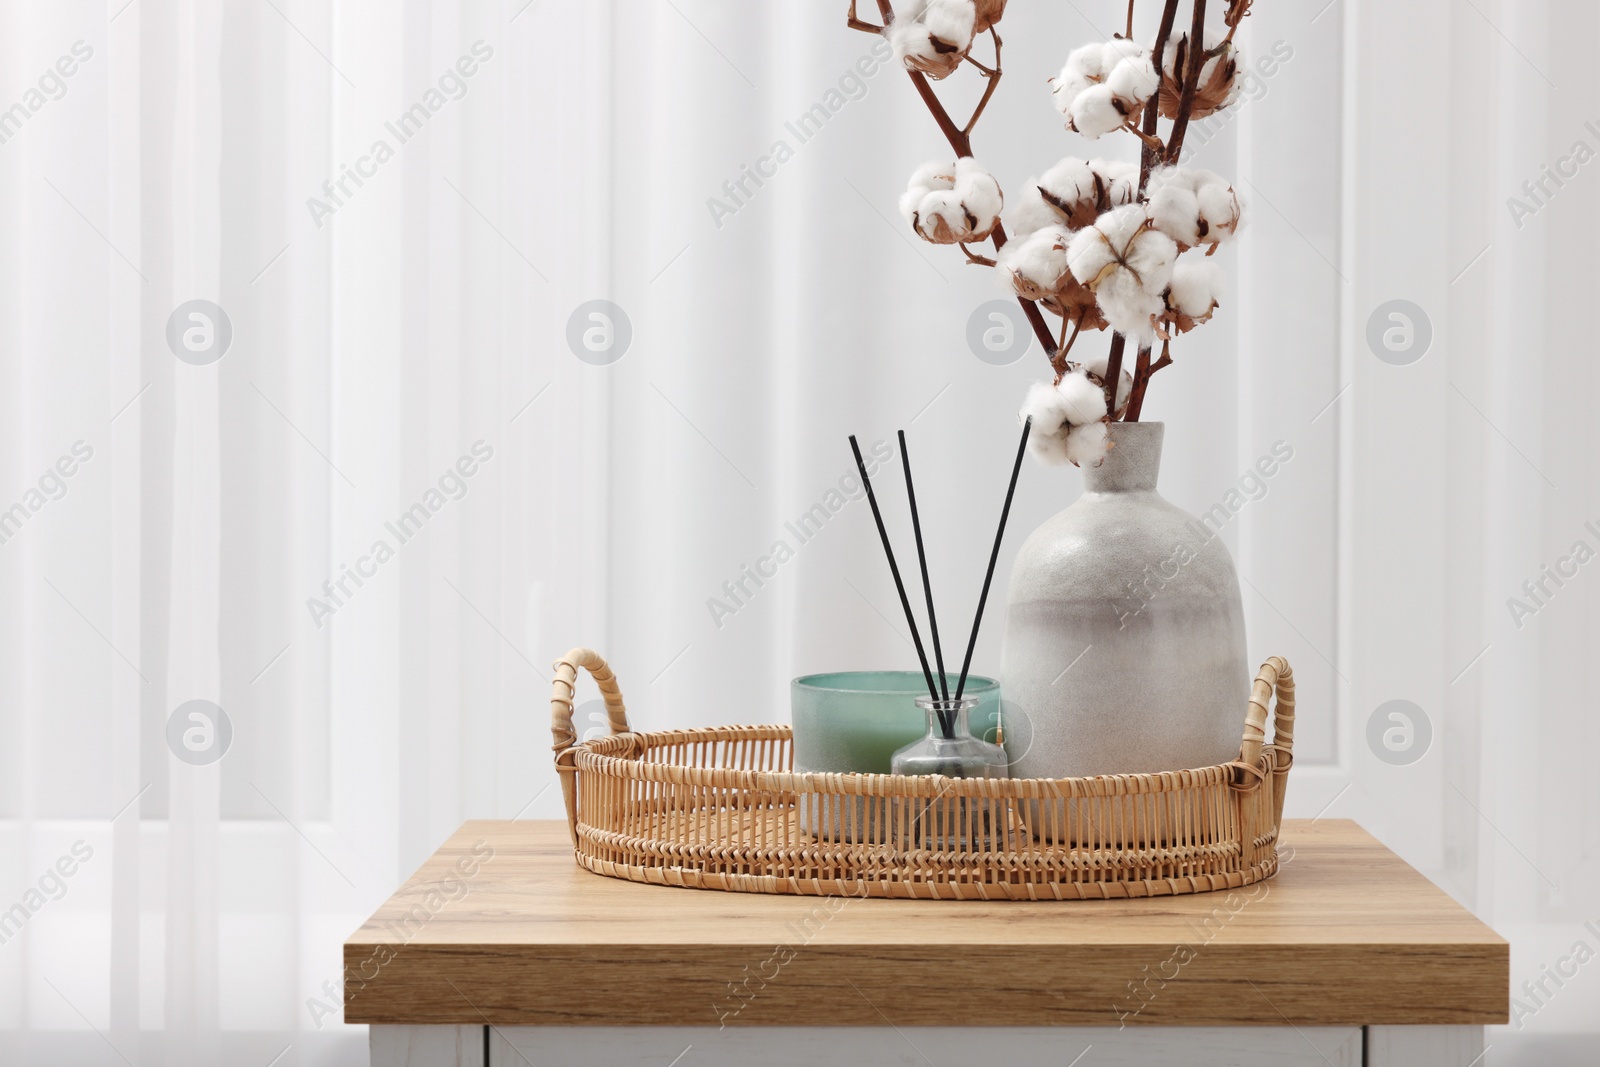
<box><xmin>791</xmin><ymin>671</ymin><xmax>1000</xmax><ymax>840</ymax></box>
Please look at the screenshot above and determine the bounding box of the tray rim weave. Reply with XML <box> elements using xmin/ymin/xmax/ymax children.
<box><xmin>551</xmin><ymin>648</ymin><xmax>1295</xmax><ymax>901</ymax></box>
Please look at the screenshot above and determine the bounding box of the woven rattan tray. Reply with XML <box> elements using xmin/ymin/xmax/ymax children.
<box><xmin>551</xmin><ymin>648</ymin><xmax>1294</xmax><ymax>900</ymax></box>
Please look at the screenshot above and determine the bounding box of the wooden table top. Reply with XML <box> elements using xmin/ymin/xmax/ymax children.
<box><xmin>343</xmin><ymin>818</ymin><xmax>1507</xmax><ymax>1028</ymax></box>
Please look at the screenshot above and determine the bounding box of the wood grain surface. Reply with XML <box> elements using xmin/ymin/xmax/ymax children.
<box><xmin>343</xmin><ymin>819</ymin><xmax>1507</xmax><ymax>1028</ymax></box>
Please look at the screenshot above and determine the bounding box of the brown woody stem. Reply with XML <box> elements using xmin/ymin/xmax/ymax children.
<box><xmin>1127</xmin><ymin>338</ymin><xmax>1174</xmax><ymax>418</ymax></box>
<box><xmin>1123</xmin><ymin>121</ymin><xmax>1166</xmax><ymax>151</ymax></box>
<box><xmin>964</xmin><ymin>31</ymin><xmax>1000</xmax><ymax>77</ymax></box>
<box><xmin>1141</xmin><ymin>0</ymin><xmax>1182</xmax><ymax>192</ymax></box>
<box><xmin>1124</xmin><ymin>344</ymin><xmax>1153</xmax><ymax>421</ymax></box>
<box><xmin>846</xmin><ymin>0</ymin><xmax>881</xmax><ymax>33</ymax></box>
<box><xmin>1102</xmin><ymin>334</ymin><xmax>1127</xmax><ymax>417</ymax></box>
<box><xmin>960</xmin><ymin>244</ymin><xmax>998</xmax><ymax>267</ymax></box>
<box><xmin>1053</xmin><ymin>316</ymin><xmax>1084</xmax><ymax>379</ymax></box>
<box><xmin>1222</xmin><ymin>0</ymin><xmax>1252</xmax><ymax>41</ymax></box>
<box><xmin>963</xmin><ymin>31</ymin><xmax>1003</xmax><ymax>133</ymax></box>
<box><xmin>1164</xmin><ymin>0</ymin><xmax>1208</xmax><ymax>162</ymax></box>
<box><xmin>874</xmin><ymin>0</ymin><xmax>971</xmax><ymax>155</ymax></box>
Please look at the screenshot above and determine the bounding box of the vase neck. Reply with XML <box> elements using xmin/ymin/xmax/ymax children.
<box><xmin>1083</xmin><ymin>422</ymin><xmax>1164</xmax><ymax>492</ymax></box>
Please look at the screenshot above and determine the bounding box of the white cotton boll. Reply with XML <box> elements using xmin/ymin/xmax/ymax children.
<box><xmin>907</xmin><ymin>158</ymin><xmax>958</xmax><ymax>188</ymax></box>
<box><xmin>888</xmin><ymin>1</ymin><xmax>974</xmax><ymax>80</ymax></box>
<box><xmin>1038</xmin><ymin>157</ymin><xmax>1098</xmax><ymax>203</ymax></box>
<box><xmin>1122</xmin><ymin>225</ymin><xmax>1176</xmax><ymax>292</ymax></box>
<box><xmin>1020</xmin><ymin>381</ymin><xmax>1071</xmax><ymax>440</ymax></box>
<box><xmin>1022</xmin><ymin>158</ymin><xmax>1093</xmax><ymax>230</ymax></box>
<box><xmin>1154</xmin><ymin>31</ymin><xmax>1241</xmax><ymax>119</ymax></box>
<box><xmin>954</xmin><ymin>158</ymin><xmax>1003</xmax><ymax>231</ymax></box>
<box><xmin>921</xmin><ymin>0</ymin><xmax>976</xmax><ymax>50</ymax></box>
<box><xmin>1096</xmin><ymin>269</ymin><xmax>1166</xmax><ymax>341</ymax></box>
<box><xmin>1147</xmin><ymin>181</ymin><xmax>1202</xmax><ymax>247</ymax></box>
<box><xmin>1154</xmin><ymin>30</ymin><xmax>1189</xmax><ymax>78</ymax></box>
<box><xmin>1003</xmin><ymin>225</ymin><xmax>1104</xmax><ymax>327</ymax></box>
<box><xmin>915</xmin><ymin>191</ymin><xmax>967</xmax><ymax>241</ymax></box>
<box><xmin>1146</xmin><ymin>166</ymin><xmax>1239</xmax><ymax>248</ymax></box>
<box><xmin>889</xmin><ymin>20</ymin><xmax>937</xmax><ymax>68</ymax></box>
<box><xmin>1053</xmin><ymin>44</ymin><xmax>1106</xmax><ymax>108</ymax></box>
<box><xmin>1065</xmin><ymin>421</ymin><xmax>1110</xmax><ymax>467</ymax></box>
<box><xmin>903</xmin><ymin>159</ymin><xmax>958</xmax><ymax>203</ymax></box>
<box><xmin>1052</xmin><ymin>41</ymin><xmax>1155</xmax><ymax>138</ymax></box>
<box><xmin>1101</xmin><ymin>37</ymin><xmax>1146</xmax><ymax>67</ymax></box>
<box><xmin>1168</xmin><ymin>261</ymin><xmax>1223</xmax><ymax>318</ymax></box>
<box><xmin>1067</xmin><ymin>205</ymin><xmax>1174</xmax><ymax>341</ymax></box>
<box><xmin>1195</xmin><ymin>180</ymin><xmax>1242</xmax><ymax>243</ymax></box>
<box><xmin>900</xmin><ymin>159</ymin><xmax>999</xmax><ymax>243</ymax></box>
<box><xmin>899</xmin><ymin>160</ymin><xmax>955</xmax><ymax>227</ymax></box>
<box><xmin>898</xmin><ymin>184</ymin><xmax>927</xmax><ymax>229</ymax></box>
<box><xmin>1099</xmin><ymin>159</ymin><xmax>1138</xmax><ymax>205</ymax></box>
<box><xmin>1065</xmin><ymin>84</ymin><xmax>1124</xmax><ymax>138</ymax></box>
<box><xmin>1154</xmin><ymin>28</ymin><xmax>1221</xmax><ymax>79</ymax></box>
<box><xmin>997</xmin><ymin>225</ymin><xmax>1071</xmax><ymax>297</ymax></box>
<box><xmin>1029</xmin><ymin>429</ymin><xmax>1073</xmax><ymax>466</ymax></box>
<box><xmin>1024</xmin><ymin>157</ymin><xmax>1139</xmax><ymax>230</ymax></box>
<box><xmin>1143</xmin><ymin>164</ymin><xmax>1184</xmax><ymax>196</ymax></box>
<box><xmin>1105</xmin><ymin>53</ymin><xmax>1158</xmax><ymax>104</ymax></box>
<box><xmin>1021</xmin><ymin>379</ymin><xmax>1076</xmax><ymax>466</ymax></box>
<box><xmin>1095</xmin><ymin>203</ymin><xmax>1152</xmax><ymax>253</ymax></box>
<box><xmin>1055</xmin><ymin>371</ymin><xmax>1107</xmax><ymax>426</ymax></box>
<box><xmin>1066</xmin><ymin>223</ymin><xmax>1116</xmax><ymax>288</ymax></box>
<box><xmin>1085</xmin><ymin>352</ymin><xmax>1134</xmax><ymax>415</ymax></box>
<box><xmin>1006</xmin><ymin>183</ymin><xmax>1060</xmax><ymax>236</ymax></box>
<box><xmin>1186</xmin><ymin>168</ymin><xmax>1230</xmax><ymax>193</ymax></box>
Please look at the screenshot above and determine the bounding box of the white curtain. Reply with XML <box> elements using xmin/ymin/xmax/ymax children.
<box><xmin>0</xmin><ymin>0</ymin><xmax>1592</xmax><ymax>1062</ymax></box>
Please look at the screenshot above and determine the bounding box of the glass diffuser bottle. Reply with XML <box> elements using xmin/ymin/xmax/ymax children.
<box><xmin>891</xmin><ymin>696</ymin><xmax>1008</xmax><ymax>847</ymax></box>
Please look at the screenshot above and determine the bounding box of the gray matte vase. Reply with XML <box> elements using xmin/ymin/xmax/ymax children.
<box><xmin>999</xmin><ymin>422</ymin><xmax>1248</xmax><ymax>779</ymax></box>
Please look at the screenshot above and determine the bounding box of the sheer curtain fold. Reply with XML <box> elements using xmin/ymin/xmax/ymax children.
<box><xmin>0</xmin><ymin>0</ymin><xmax>1593</xmax><ymax>1061</ymax></box>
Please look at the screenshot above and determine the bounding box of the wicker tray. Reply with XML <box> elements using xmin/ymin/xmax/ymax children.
<box><xmin>551</xmin><ymin>648</ymin><xmax>1294</xmax><ymax>900</ymax></box>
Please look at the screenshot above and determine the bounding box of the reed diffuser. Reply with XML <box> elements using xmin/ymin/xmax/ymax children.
<box><xmin>846</xmin><ymin>422</ymin><xmax>1030</xmax><ymax>789</ymax></box>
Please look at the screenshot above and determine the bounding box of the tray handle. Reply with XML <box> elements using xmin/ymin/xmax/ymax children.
<box><xmin>550</xmin><ymin>647</ymin><xmax>631</xmax><ymax>845</ymax></box>
<box><xmin>1238</xmin><ymin>657</ymin><xmax>1295</xmax><ymax>824</ymax></box>
<box><xmin>1241</xmin><ymin>659</ymin><xmax>1292</xmax><ymax>767</ymax></box>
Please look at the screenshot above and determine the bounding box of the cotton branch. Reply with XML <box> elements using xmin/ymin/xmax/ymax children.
<box><xmin>1140</xmin><ymin>0</ymin><xmax>1183</xmax><ymax>192</ymax></box>
<box><xmin>1222</xmin><ymin>0</ymin><xmax>1253</xmax><ymax>42</ymax></box>
<box><xmin>852</xmin><ymin>0</ymin><xmax>1059</xmax><ymax>360</ymax></box>
<box><xmin>846</xmin><ymin>0</ymin><xmax>881</xmax><ymax>33</ymax></box>
<box><xmin>1123</xmin><ymin>0</ymin><xmax>1210</xmax><ymax>417</ymax></box>
<box><xmin>1151</xmin><ymin>339</ymin><xmax>1173</xmax><ymax>374</ymax></box>
<box><xmin>1102</xmin><ymin>334</ymin><xmax>1127</xmax><ymax>415</ymax></box>
<box><xmin>1121</xmin><ymin>121</ymin><xmax>1166</xmax><ymax>152</ymax></box>
<box><xmin>960</xmin><ymin>244</ymin><xmax>997</xmax><ymax>267</ymax></box>
<box><xmin>1163</xmin><ymin>0</ymin><xmax>1208</xmax><ymax>163</ymax></box>
<box><xmin>963</xmin><ymin>31</ymin><xmax>1003</xmax><ymax>134</ymax></box>
<box><xmin>1053</xmin><ymin>316</ymin><xmax>1084</xmax><ymax>379</ymax></box>
<box><xmin>1125</xmin><ymin>0</ymin><xmax>1179</xmax><ymax>421</ymax></box>
<box><xmin>1124</xmin><ymin>345</ymin><xmax>1152</xmax><ymax>420</ymax></box>
<box><xmin>1125</xmin><ymin>338</ymin><xmax>1172</xmax><ymax>419</ymax></box>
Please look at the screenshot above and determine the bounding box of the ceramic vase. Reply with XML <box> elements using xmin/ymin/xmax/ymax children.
<box><xmin>999</xmin><ymin>421</ymin><xmax>1248</xmax><ymax>779</ymax></box>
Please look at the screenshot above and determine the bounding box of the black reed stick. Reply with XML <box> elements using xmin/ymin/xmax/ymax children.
<box><xmin>954</xmin><ymin>417</ymin><xmax>1032</xmax><ymax>701</ymax></box>
<box><xmin>848</xmin><ymin>435</ymin><xmax>942</xmax><ymax>709</ymax></box>
<box><xmin>898</xmin><ymin>430</ymin><xmax>949</xmax><ymax>703</ymax></box>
